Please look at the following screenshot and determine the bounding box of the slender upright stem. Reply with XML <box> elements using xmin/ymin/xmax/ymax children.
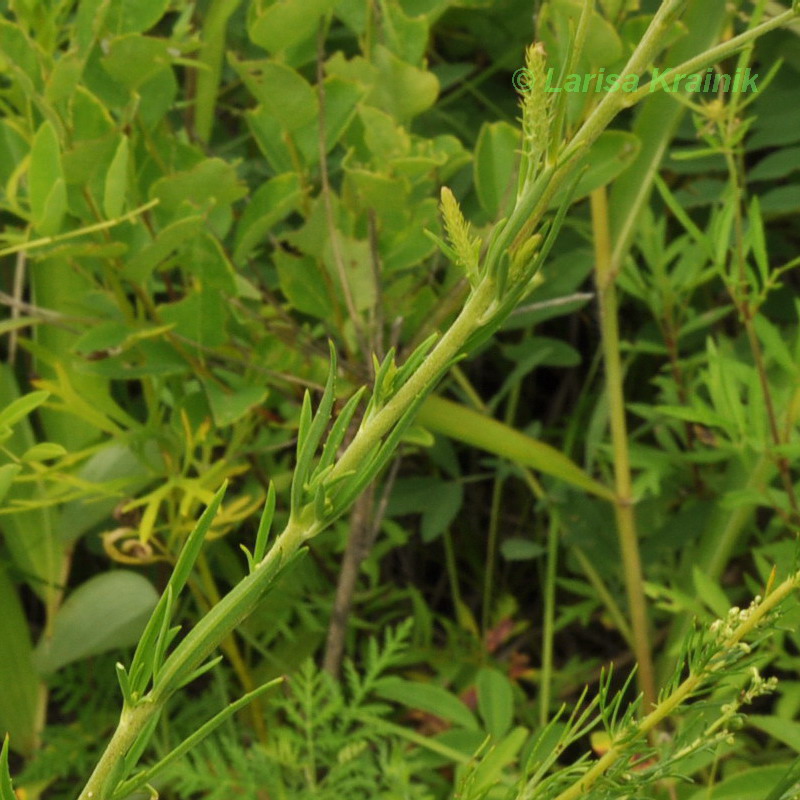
<box><xmin>76</xmin><ymin>279</ymin><xmax>498</xmax><ymax>800</ymax></box>
<box><xmin>539</xmin><ymin>511</ymin><xmax>560</xmax><ymax>726</ymax></box>
<box><xmin>591</xmin><ymin>186</ymin><xmax>656</xmax><ymax>711</ymax></box>
<box><xmin>330</xmin><ymin>279</ymin><xmax>497</xmax><ymax>483</ymax></box>
<box><xmin>78</xmin><ymin>703</ymin><xmax>159</xmax><ymax>800</ymax></box>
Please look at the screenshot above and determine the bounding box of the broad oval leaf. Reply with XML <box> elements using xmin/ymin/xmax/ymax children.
<box><xmin>476</xmin><ymin>667</ymin><xmax>515</xmax><ymax>738</ymax></box>
<box><xmin>375</xmin><ymin>676</ymin><xmax>478</xmax><ymax>730</ymax></box>
<box><xmin>33</xmin><ymin>571</ymin><xmax>159</xmax><ymax>674</ymax></box>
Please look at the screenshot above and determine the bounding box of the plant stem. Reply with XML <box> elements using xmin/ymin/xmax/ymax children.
<box><xmin>626</xmin><ymin>8</ymin><xmax>797</xmax><ymax>105</ymax></box>
<box><xmin>562</xmin><ymin>0</ymin><xmax>688</xmax><ymax>163</ymax></box>
<box><xmin>481</xmin><ymin>475</ymin><xmax>505</xmax><ymax>637</ymax></box>
<box><xmin>539</xmin><ymin>510</ymin><xmax>560</xmax><ymax>726</ymax></box>
<box><xmin>552</xmin><ymin>570</ymin><xmax>800</xmax><ymax>800</ymax></box>
<box><xmin>78</xmin><ymin>703</ymin><xmax>159</xmax><ymax>800</ymax></box>
<box><xmin>591</xmin><ymin>185</ymin><xmax>656</xmax><ymax>711</ymax></box>
<box><xmin>329</xmin><ymin>278</ymin><xmax>497</xmax><ymax>484</ymax></box>
<box><xmin>191</xmin><ymin>555</ymin><xmax>267</xmax><ymax>742</ymax></box>
<box><xmin>323</xmin><ymin>487</ymin><xmax>377</xmax><ymax>677</ymax></box>
<box><xmin>76</xmin><ymin>279</ymin><xmax>498</xmax><ymax>799</ymax></box>
<box><xmin>0</xmin><ymin>200</ymin><xmax>159</xmax><ymax>258</ymax></box>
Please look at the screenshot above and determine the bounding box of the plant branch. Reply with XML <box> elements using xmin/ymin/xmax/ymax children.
<box><xmin>552</xmin><ymin>570</ymin><xmax>800</xmax><ymax>800</ymax></box>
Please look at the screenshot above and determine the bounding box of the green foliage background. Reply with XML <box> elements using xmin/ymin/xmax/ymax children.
<box><xmin>1</xmin><ymin>0</ymin><xmax>800</xmax><ymax>797</ymax></box>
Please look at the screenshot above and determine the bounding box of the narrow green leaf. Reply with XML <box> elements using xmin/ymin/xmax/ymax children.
<box><xmin>317</xmin><ymin>386</ymin><xmax>367</xmax><ymax>475</ymax></box>
<box><xmin>168</xmin><ymin>481</ymin><xmax>228</xmax><ymax>595</ymax></box>
<box><xmin>290</xmin><ymin>390</ymin><xmax>314</xmax><ymax>514</ymax></box>
<box><xmin>0</xmin><ymin>465</ymin><xmax>21</xmax><ymax>507</ymax></box>
<box><xmin>653</xmin><ymin>174</ymin><xmax>713</xmax><ymax>258</ymax></box>
<box><xmin>753</xmin><ymin>315</ymin><xmax>797</xmax><ymax>376</ymax></box>
<box><xmin>112</xmin><ymin>678</ymin><xmax>284</xmax><ymax>800</ymax></box>
<box><xmin>253</xmin><ymin>482</ymin><xmax>276</xmax><ymax>564</ymax></box>
<box><xmin>175</xmin><ymin>655</ymin><xmax>223</xmax><ymax>691</ymax></box>
<box><xmin>760</xmin><ymin>756</ymin><xmax>800</xmax><ymax>800</ymax></box>
<box><xmin>291</xmin><ymin>345</ymin><xmax>337</xmax><ymax>515</ymax></box>
<box><xmin>103</xmin><ymin>135</ymin><xmax>129</xmax><ymax>219</ymax></box>
<box><xmin>466</xmin><ymin>726</ymin><xmax>528</xmax><ymax>795</ymax></box>
<box><xmin>116</xmin><ymin>662</ymin><xmax>133</xmax><ymax>706</ymax></box>
<box><xmin>129</xmin><ymin>483</ymin><xmax>227</xmax><ymax>692</ymax></box>
<box><xmin>372</xmin><ymin>347</ymin><xmax>397</xmax><ymax>405</ymax></box>
<box><xmin>151</xmin><ymin>586</ymin><xmax>175</xmax><ymax>678</ymax></box>
<box><xmin>423</xmin><ymin>229</ymin><xmax>460</xmax><ymax>266</ymax></box>
<box><xmin>129</xmin><ymin>596</ymin><xmax>170</xmax><ymax>696</ymax></box>
<box><xmin>0</xmin><ymin>566</ymin><xmax>38</xmax><ymax>756</ymax></box>
<box><xmin>0</xmin><ymin>736</ymin><xmax>16</xmax><ymax>800</ymax></box>
<box><xmin>0</xmin><ymin>390</ymin><xmax>49</xmax><ymax>429</ymax></box>
<box><xmin>313</xmin><ymin>483</ymin><xmax>327</xmax><ymax>522</ymax></box>
<box><xmin>28</xmin><ymin>121</ymin><xmax>66</xmax><ymax>235</ymax></box>
<box><xmin>240</xmin><ymin>544</ymin><xmax>255</xmax><ymax>573</ymax></box>
<box><xmin>0</xmin><ymin>317</ymin><xmax>40</xmax><ymax>336</ymax></box>
<box><xmin>747</xmin><ymin>196</ymin><xmax>769</xmax><ymax>285</ymax></box>
<box><xmin>417</xmin><ymin>396</ymin><xmax>615</xmax><ymax>501</ymax></box>
<box><xmin>20</xmin><ymin>442</ymin><xmax>67</xmax><ymax>462</ymax></box>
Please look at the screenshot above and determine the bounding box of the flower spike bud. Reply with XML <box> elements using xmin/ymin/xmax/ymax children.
<box><xmin>509</xmin><ymin>233</ymin><xmax>543</xmax><ymax>284</ymax></box>
<box><xmin>440</xmin><ymin>186</ymin><xmax>482</xmax><ymax>284</ymax></box>
<box><xmin>518</xmin><ymin>42</ymin><xmax>552</xmax><ymax>191</ymax></box>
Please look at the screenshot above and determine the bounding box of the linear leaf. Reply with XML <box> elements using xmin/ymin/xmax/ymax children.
<box><xmin>253</xmin><ymin>482</ymin><xmax>277</xmax><ymax>564</ymax></box>
<box><xmin>417</xmin><ymin>396</ymin><xmax>614</xmax><ymax>501</ymax></box>
<box><xmin>291</xmin><ymin>344</ymin><xmax>337</xmax><ymax>515</ymax></box>
<box><xmin>0</xmin><ymin>736</ymin><xmax>15</xmax><ymax>800</ymax></box>
<box><xmin>111</xmin><ymin>678</ymin><xmax>283</xmax><ymax>800</ymax></box>
<box><xmin>0</xmin><ymin>390</ymin><xmax>49</xmax><ymax>429</ymax></box>
<box><xmin>128</xmin><ymin>483</ymin><xmax>227</xmax><ymax>693</ymax></box>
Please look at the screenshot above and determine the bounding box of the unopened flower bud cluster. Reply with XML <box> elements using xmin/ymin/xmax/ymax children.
<box><xmin>708</xmin><ymin>596</ymin><xmax>765</xmax><ymax>641</ymax></box>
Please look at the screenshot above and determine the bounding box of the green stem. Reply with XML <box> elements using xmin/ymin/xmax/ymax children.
<box><xmin>572</xmin><ymin>546</ymin><xmax>633</xmax><ymax>645</ymax></box>
<box><xmin>329</xmin><ymin>278</ymin><xmax>497</xmax><ymax>484</ymax></box>
<box><xmin>0</xmin><ymin>200</ymin><xmax>159</xmax><ymax>258</ymax></box>
<box><xmin>481</xmin><ymin>476</ymin><xmax>505</xmax><ymax>637</ymax></box>
<box><xmin>539</xmin><ymin>511</ymin><xmax>559</xmax><ymax>726</ymax></box>
<box><xmin>78</xmin><ymin>703</ymin><xmax>159</xmax><ymax>800</ymax></box>
<box><xmin>552</xmin><ymin>570</ymin><xmax>800</xmax><ymax>800</ymax></box>
<box><xmin>591</xmin><ymin>185</ymin><xmax>656</xmax><ymax>711</ymax></box>
<box><xmin>562</xmin><ymin>0</ymin><xmax>688</xmax><ymax>163</ymax></box>
<box><xmin>625</xmin><ymin>8</ymin><xmax>796</xmax><ymax>106</ymax></box>
<box><xmin>75</xmin><ymin>280</ymin><xmax>498</xmax><ymax>799</ymax></box>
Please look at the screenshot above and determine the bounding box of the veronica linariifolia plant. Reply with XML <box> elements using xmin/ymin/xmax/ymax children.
<box><xmin>1</xmin><ymin>2</ymin><xmax>798</xmax><ymax>798</ymax></box>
